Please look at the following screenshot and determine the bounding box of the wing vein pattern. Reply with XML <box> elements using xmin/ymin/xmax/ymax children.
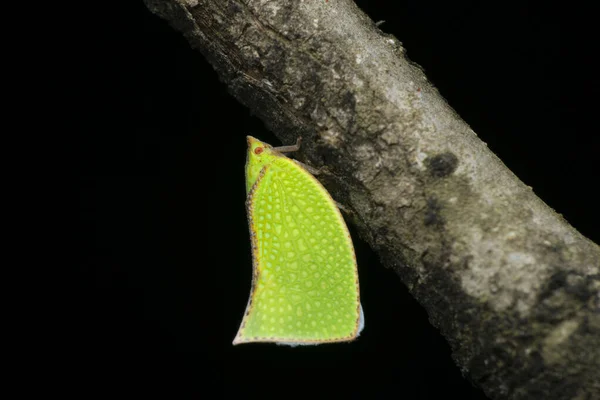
<box><xmin>238</xmin><ymin>156</ymin><xmax>360</xmax><ymax>343</ymax></box>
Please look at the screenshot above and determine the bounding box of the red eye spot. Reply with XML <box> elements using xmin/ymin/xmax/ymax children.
<box><xmin>254</xmin><ymin>147</ymin><xmax>264</xmax><ymax>155</ymax></box>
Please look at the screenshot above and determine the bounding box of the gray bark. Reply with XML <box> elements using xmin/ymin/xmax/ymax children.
<box><xmin>143</xmin><ymin>1</ymin><xmax>600</xmax><ymax>399</ymax></box>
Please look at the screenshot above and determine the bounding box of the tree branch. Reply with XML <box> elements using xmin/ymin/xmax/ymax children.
<box><xmin>143</xmin><ymin>1</ymin><xmax>600</xmax><ymax>398</ymax></box>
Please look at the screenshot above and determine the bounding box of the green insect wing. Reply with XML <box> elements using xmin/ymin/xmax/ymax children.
<box><xmin>233</xmin><ymin>136</ymin><xmax>363</xmax><ymax>345</ymax></box>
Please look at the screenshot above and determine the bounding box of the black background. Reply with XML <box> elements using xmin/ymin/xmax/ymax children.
<box><xmin>77</xmin><ymin>1</ymin><xmax>596</xmax><ymax>398</ymax></box>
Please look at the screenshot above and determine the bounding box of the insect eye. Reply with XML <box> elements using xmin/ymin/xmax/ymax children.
<box><xmin>254</xmin><ymin>147</ymin><xmax>264</xmax><ymax>155</ymax></box>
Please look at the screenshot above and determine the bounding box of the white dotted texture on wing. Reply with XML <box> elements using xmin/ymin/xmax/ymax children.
<box><xmin>242</xmin><ymin>157</ymin><xmax>360</xmax><ymax>343</ymax></box>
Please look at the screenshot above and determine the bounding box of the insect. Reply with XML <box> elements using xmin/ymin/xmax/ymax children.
<box><xmin>233</xmin><ymin>136</ymin><xmax>364</xmax><ymax>345</ymax></box>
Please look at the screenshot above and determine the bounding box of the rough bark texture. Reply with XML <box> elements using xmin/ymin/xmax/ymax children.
<box><xmin>143</xmin><ymin>1</ymin><xmax>600</xmax><ymax>399</ymax></box>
